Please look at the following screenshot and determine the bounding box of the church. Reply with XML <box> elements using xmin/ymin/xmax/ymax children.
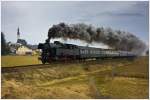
<box><xmin>15</xmin><ymin>28</ymin><xmax>37</xmax><ymax>55</ymax></box>
<box><xmin>17</xmin><ymin>28</ymin><xmax>27</xmax><ymax>46</ymax></box>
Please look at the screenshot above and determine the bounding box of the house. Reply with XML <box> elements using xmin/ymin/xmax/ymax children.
<box><xmin>7</xmin><ymin>42</ymin><xmax>21</xmax><ymax>54</ymax></box>
<box><xmin>16</xmin><ymin>45</ymin><xmax>33</xmax><ymax>55</ymax></box>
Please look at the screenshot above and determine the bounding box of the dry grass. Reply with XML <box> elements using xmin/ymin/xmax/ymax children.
<box><xmin>97</xmin><ymin>77</ymin><xmax>149</xmax><ymax>99</ymax></box>
<box><xmin>1</xmin><ymin>56</ymin><xmax>149</xmax><ymax>99</ymax></box>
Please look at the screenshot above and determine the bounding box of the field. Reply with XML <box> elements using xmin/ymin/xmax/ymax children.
<box><xmin>1</xmin><ymin>56</ymin><xmax>41</xmax><ymax>67</ymax></box>
<box><xmin>1</xmin><ymin>56</ymin><xmax>149</xmax><ymax>99</ymax></box>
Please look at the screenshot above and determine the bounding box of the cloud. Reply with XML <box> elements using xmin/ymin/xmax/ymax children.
<box><xmin>96</xmin><ymin>12</ymin><xmax>144</xmax><ymax>17</ymax></box>
<box><xmin>1</xmin><ymin>1</ymin><xmax>149</xmax><ymax>45</ymax></box>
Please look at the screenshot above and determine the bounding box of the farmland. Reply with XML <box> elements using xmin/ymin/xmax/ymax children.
<box><xmin>1</xmin><ymin>56</ymin><xmax>149</xmax><ymax>99</ymax></box>
<box><xmin>1</xmin><ymin>56</ymin><xmax>41</xmax><ymax>67</ymax></box>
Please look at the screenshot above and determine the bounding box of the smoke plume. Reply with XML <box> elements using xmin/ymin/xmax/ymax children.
<box><xmin>48</xmin><ymin>22</ymin><xmax>146</xmax><ymax>55</ymax></box>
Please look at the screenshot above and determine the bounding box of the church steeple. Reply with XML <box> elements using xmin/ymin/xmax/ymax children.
<box><xmin>17</xmin><ymin>27</ymin><xmax>20</xmax><ymax>40</ymax></box>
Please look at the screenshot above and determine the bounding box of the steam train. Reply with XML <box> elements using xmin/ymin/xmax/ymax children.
<box><xmin>38</xmin><ymin>41</ymin><xmax>136</xmax><ymax>64</ymax></box>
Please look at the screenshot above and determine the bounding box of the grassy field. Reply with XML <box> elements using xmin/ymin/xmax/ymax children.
<box><xmin>1</xmin><ymin>56</ymin><xmax>149</xmax><ymax>99</ymax></box>
<box><xmin>1</xmin><ymin>56</ymin><xmax>41</xmax><ymax>67</ymax></box>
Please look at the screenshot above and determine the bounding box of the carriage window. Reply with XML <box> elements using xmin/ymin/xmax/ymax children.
<box><xmin>85</xmin><ymin>50</ymin><xmax>88</xmax><ymax>54</ymax></box>
<box><xmin>81</xmin><ymin>49</ymin><xmax>84</xmax><ymax>54</ymax></box>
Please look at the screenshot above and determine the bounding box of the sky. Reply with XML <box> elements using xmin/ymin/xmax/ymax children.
<box><xmin>1</xmin><ymin>1</ymin><xmax>149</xmax><ymax>47</ymax></box>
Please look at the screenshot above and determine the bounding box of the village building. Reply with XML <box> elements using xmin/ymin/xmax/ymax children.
<box><xmin>8</xmin><ymin>42</ymin><xmax>21</xmax><ymax>54</ymax></box>
<box><xmin>16</xmin><ymin>28</ymin><xmax>27</xmax><ymax>45</ymax></box>
<box><xmin>9</xmin><ymin>28</ymin><xmax>38</xmax><ymax>55</ymax></box>
<box><xmin>16</xmin><ymin>45</ymin><xmax>33</xmax><ymax>55</ymax></box>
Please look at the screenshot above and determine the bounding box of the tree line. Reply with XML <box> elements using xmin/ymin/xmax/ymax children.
<box><xmin>1</xmin><ymin>32</ymin><xmax>11</xmax><ymax>55</ymax></box>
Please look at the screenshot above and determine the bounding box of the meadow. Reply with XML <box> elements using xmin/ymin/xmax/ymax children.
<box><xmin>1</xmin><ymin>56</ymin><xmax>149</xmax><ymax>99</ymax></box>
<box><xmin>1</xmin><ymin>55</ymin><xmax>41</xmax><ymax>67</ymax></box>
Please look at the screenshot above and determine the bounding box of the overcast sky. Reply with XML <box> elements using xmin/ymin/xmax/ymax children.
<box><xmin>1</xmin><ymin>1</ymin><xmax>149</xmax><ymax>47</ymax></box>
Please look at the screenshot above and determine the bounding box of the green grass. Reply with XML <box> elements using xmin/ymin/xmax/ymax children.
<box><xmin>1</xmin><ymin>56</ymin><xmax>149</xmax><ymax>99</ymax></box>
<box><xmin>1</xmin><ymin>55</ymin><xmax>41</xmax><ymax>67</ymax></box>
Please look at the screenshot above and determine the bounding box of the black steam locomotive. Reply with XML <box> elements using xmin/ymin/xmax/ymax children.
<box><xmin>38</xmin><ymin>41</ymin><xmax>136</xmax><ymax>64</ymax></box>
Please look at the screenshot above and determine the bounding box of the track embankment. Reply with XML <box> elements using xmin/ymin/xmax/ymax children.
<box><xmin>1</xmin><ymin>62</ymin><xmax>132</xmax><ymax>74</ymax></box>
<box><xmin>1</xmin><ymin>64</ymin><xmax>50</xmax><ymax>73</ymax></box>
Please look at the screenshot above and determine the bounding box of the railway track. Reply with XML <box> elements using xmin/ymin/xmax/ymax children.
<box><xmin>1</xmin><ymin>59</ymin><xmax>134</xmax><ymax>74</ymax></box>
<box><xmin>1</xmin><ymin>60</ymin><xmax>95</xmax><ymax>73</ymax></box>
<box><xmin>1</xmin><ymin>64</ymin><xmax>50</xmax><ymax>73</ymax></box>
<box><xmin>1</xmin><ymin>61</ymin><xmax>84</xmax><ymax>73</ymax></box>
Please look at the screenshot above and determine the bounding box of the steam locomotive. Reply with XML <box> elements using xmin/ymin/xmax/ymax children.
<box><xmin>38</xmin><ymin>41</ymin><xmax>136</xmax><ymax>64</ymax></box>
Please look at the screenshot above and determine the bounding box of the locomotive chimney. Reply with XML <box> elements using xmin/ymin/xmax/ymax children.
<box><xmin>45</xmin><ymin>37</ymin><xmax>51</xmax><ymax>43</ymax></box>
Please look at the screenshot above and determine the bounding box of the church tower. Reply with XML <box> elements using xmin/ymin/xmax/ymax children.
<box><xmin>16</xmin><ymin>27</ymin><xmax>27</xmax><ymax>45</ymax></box>
<box><xmin>17</xmin><ymin>27</ymin><xmax>20</xmax><ymax>40</ymax></box>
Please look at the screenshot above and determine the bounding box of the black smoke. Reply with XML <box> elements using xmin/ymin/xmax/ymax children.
<box><xmin>47</xmin><ymin>22</ymin><xmax>147</xmax><ymax>55</ymax></box>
